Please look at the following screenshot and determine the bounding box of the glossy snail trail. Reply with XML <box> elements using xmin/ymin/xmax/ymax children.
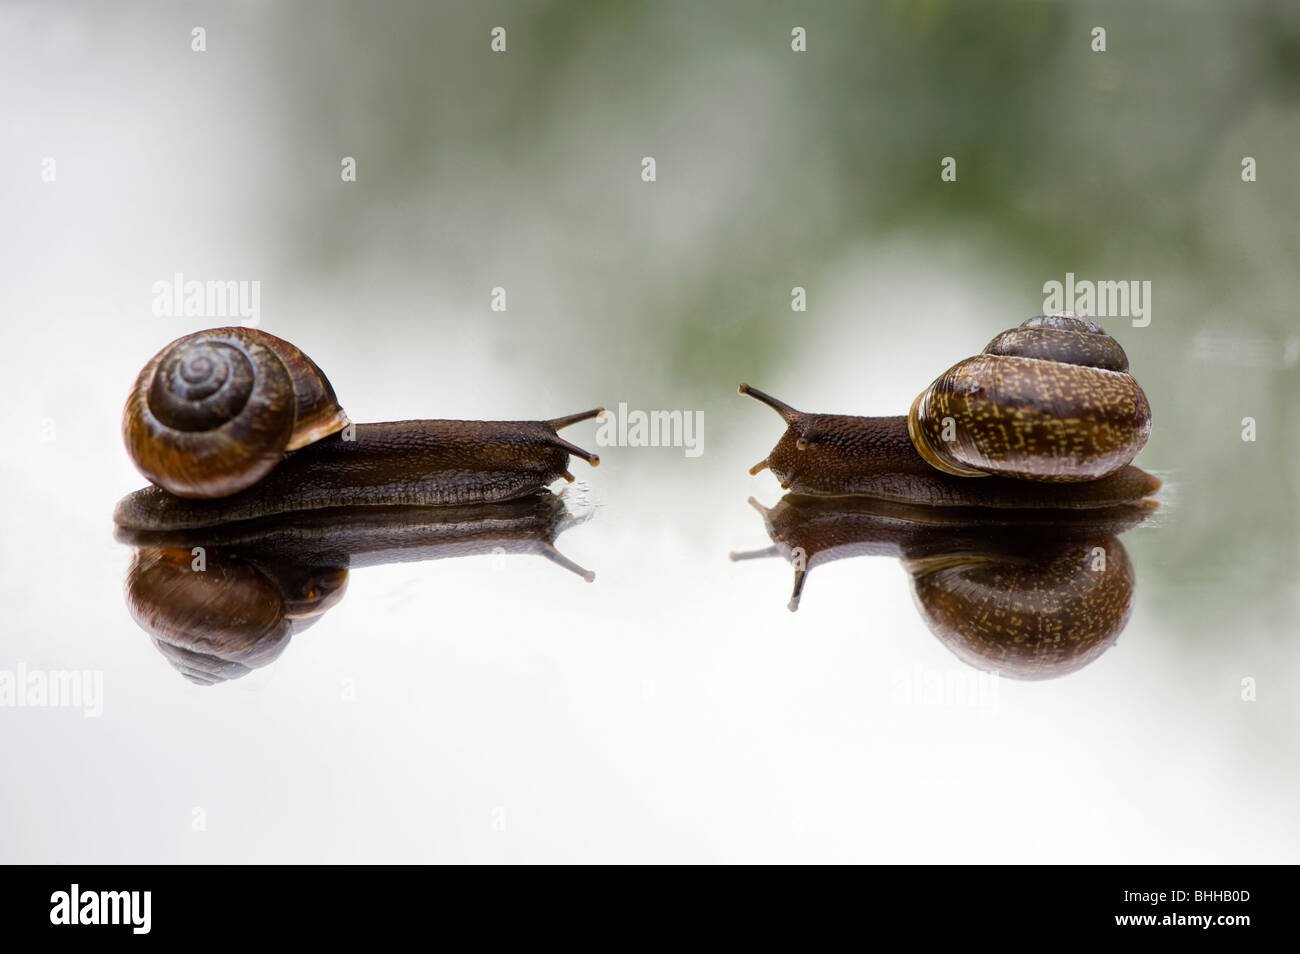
<box><xmin>115</xmin><ymin>328</ymin><xmax>603</xmax><ymax>530</ymax></box>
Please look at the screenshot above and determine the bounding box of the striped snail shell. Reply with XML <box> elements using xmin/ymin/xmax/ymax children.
<box><xmin>906</xmin><ymin>315</ymin><xmax>1152</xmax><ymax>482</ymax></box>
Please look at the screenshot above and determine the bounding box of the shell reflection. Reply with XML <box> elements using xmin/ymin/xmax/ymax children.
<box><xmin>732</xmin><ymin>494</ymin><xmax>1156</xmax><ymax>680</ymax></box>
<box><xmin>118</xmin><ymin>490</ymin><xmax>594</xmax><ymax>685</ymax></box>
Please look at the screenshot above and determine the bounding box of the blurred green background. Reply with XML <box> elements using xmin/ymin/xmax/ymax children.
<box><xmin>274</xmin><ymin>0</ymin><xmax>1300</xmax><ymax>609</ymax></box>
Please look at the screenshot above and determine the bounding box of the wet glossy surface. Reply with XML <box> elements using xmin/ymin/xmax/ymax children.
<box><xmin>732</xmin><ymin>494</ymin><xmax>1152</xmax><ymax>678</ymax></box>
<box><xmin>118</xmin><ymin>493</ymin><xmax>595</xmax><ymax>684</ymax></box>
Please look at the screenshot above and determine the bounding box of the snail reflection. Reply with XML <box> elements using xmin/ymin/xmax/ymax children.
<box><xmin>117</xmin><ymin>491</ymin><xmax>593</xmax><ymax>685</ymax></box>
<box><xmin>732</xmin><ymin>494</ymin><xmax>1156</xmax><ymax>680</ymax></box>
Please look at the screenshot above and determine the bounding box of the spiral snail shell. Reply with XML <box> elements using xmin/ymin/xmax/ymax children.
<box><xmin>123</xmin><ymin>328</ymin><xmax>349</xmax><ymax>498</ymax></box>
<box><xmin>907</xmin><ymin>314</ymin><xmax>1151</xmax><ymax>482</ymax></box>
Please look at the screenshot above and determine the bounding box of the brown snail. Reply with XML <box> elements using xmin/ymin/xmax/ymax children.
<box><xmin>740</xmin><ymin>315</ymin><xmax>1158</xmax><ymax>507</ymax></box>
<box><xmin>117</xmin><ymin>328</ymin><xmax>602</xmax><ymax>530</ymax></box>
<box><xmin>732</xmin><ymin>493</ymin><xmax>1152</xmax><ymax>678</ymax></box>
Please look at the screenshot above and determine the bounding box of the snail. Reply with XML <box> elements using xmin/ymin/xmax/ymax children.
<box><xmin>116</xmin><ymin>328</ymin><xmax>602</xmax><ymax>530</ymax></box>
<box><xmin>732</xmin><ymin>493</ymin><xmax>1153</xmax><ymax>678</ymax></box>
<box><xmin>740</xmin><ymin>315</ymin><xmax>1158</xmax><ymax>507</ymax></box>
<box><xmin>122</xmin><ymin>490</ymin><xmax>594</xmax><ymax>684</ymax></box>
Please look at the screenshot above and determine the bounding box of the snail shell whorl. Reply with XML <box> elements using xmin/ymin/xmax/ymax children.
<box><xmin>123</xmin><ymin>328</ymin><xmax>348</xmax><ymax>498</ymax></box>
<box><xmin>907</xmin><ymin>315</ymin><xmax>1152</xmax><ymax>482</ymax></box>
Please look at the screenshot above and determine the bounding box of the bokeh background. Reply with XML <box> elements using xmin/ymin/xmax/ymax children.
<box><xmin>1</xmin><ymin>0</ymin><xmax>1297</xmax><ymax>862</ymax></box>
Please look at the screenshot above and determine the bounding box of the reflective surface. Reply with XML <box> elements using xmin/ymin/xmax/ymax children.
<box><xmin>2</xmin><ymin>1</ymin><xmax>1298</xmax><ymax>863</ymax></box>
<box><xmin>733</xmin><ymin>494</ymin><xmax>1153</xmax><ymax>678</ymax></box>
<box><xmin>118</xmin><ymin>492</ymin><xmax>594</xmax><ymax>684</ymax></box>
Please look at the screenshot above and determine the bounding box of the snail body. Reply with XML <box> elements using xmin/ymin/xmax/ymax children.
<box><xmin>741</xmin><ymin>315</ymin><xmax>1157</xmax><ymax>506</ymax></box>
<box><xmin>739</xmin><ymin>387</ymin><xmax>1159</xmax><ymax>508</ymax></box>
<box><xmin>118</xmin><ymin>328</ymin><xmax>601</xmax><ymax>529</ymax></box>
<box><xmin>115</xmin><ymin>413</ymin><xmax>602</xmax><ymax>530</ymax></box>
